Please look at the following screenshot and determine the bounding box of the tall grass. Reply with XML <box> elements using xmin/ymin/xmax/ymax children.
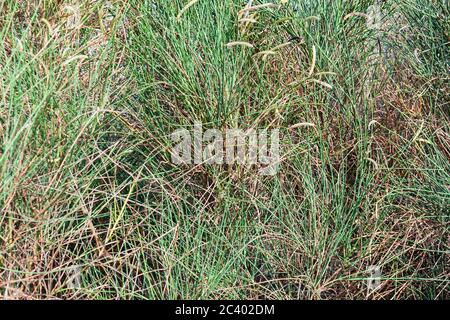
<box><xmin>0</xmin><ymin>0</ymin><xmax>448</xmax><ymax>299</ymax></box>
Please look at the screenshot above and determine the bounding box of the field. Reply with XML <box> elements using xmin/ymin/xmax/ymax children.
<box><xmin>0</xmin><ymin>0</ymin><xmax>448</xmax><ymax>299</ymax></box>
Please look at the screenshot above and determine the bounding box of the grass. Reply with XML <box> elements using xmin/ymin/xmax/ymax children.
<box><xmin>0</xmin><ymin>0</ymin><xmax>448</xmax><ymax>299</ymax></box>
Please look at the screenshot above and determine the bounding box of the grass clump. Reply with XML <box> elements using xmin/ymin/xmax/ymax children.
<box><xmin>0</xmin><ymin>0</ymin><xmax>448</xmax><ymax>299</ymax></box>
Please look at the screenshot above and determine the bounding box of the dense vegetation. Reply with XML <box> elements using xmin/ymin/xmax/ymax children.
<box><xmin>0</xmin><ymin>0</ymin><xmax>448</xmax><ymax>299</ymax></box>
